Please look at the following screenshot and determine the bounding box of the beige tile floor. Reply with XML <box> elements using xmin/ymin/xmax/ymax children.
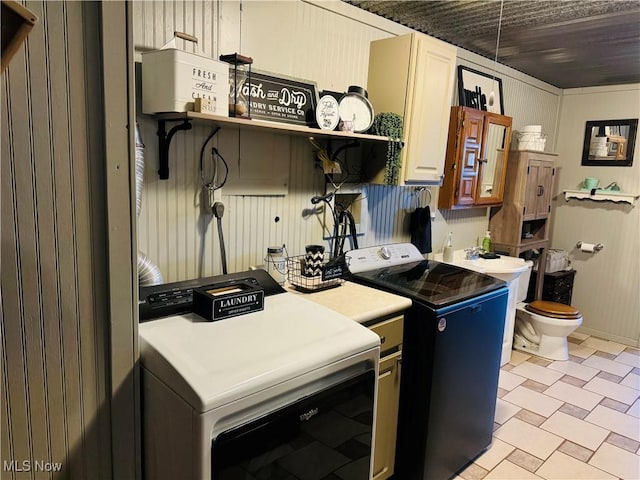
<box><xmin>457</xmin><ymin>332</ymin><xmax>640</xmax><ymax>480</ymax></box>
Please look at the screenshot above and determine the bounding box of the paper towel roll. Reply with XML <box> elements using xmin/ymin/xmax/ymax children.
<box><xmin>579</xmin><ymin>242</ymin><xmax>598</xmax><ymax>253</ymax></box>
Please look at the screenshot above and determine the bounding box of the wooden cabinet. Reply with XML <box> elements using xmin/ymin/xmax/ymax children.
<box><xmin>490</xmin><ymin>150</ymin><xmax>557</xmax><ymax>299</ymax></box>
<box><xmin>367</xmin><ymin>314</ymin><xmax>403</xmax><ymax>480</ymax></box>
<box><xmin>524</xmin><ymin>158</ymin><xmax>555</xmax><ymax>220</ymax></box>
<box><xmin>366</xmin><ymin>32</ymin><xmax>457</xmax><ymax>185</ymax></box>
<box><xmin>438</xmin><ymin>107</ymin><xmax>513</xmax><ymax>209</ymax></box>
<box><xmin>489</xmin><ymin>150</ymin><xmax>557</xmax><ymax>255</ymax></box>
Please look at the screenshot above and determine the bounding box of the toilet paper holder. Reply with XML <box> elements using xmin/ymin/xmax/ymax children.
<box><xmin>576</xmin><ymin>241</ymin><xmax>604</xmax><ymax>253</ymax></box>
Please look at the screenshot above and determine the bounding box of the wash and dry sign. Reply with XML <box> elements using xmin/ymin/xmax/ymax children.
<box><xmin>242</xmin><ymin>70</ymin><xmax>317</xmax><ymax>126</ymax></box>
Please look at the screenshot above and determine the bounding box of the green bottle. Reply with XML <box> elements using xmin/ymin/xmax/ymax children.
<box><xmin>482</xmin><ymin>231</ymin><xmax>492</xmax><ymax>252</ymax></box>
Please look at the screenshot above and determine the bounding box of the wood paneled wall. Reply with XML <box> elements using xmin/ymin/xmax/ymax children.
<box><xmin>1</xmin><ymin>2</ymin><xmax>112</xmax><ymax>478</ymax></box>
<box><xmin>13</xmin><ymin>3</ymin><xmax>633</xmax><ymax>480</ymax></box>
<box><xmin>553</xmin><ymin>85</ymin><xmax>640</xmax><ymax>346</ymax></box>
<box><xmin>135</xmin><ymin>0</ymin><xmax>553</xmax><ymax>283</ymax></box>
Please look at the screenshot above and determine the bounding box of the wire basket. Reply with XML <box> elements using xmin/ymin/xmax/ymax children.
<box><xmin>286</xmin><ymin>255</ymin><xmax>345</xmax><ymax>293</ymax></box>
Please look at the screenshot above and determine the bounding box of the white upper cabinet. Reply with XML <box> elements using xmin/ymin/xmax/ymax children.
<box><xmin>366</xmin><ymin>33</ymin><xmax>457</xmax><ymax>185</ymax></box>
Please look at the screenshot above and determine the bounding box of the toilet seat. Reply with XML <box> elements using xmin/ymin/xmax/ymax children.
<box><xmin>525</xmin><ymin>300</ymin><xmax>581</xmax><ymax>319</ymax></box>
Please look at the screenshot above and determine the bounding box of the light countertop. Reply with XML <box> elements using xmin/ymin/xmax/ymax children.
<box><xmin>287</xmin><ymin>281</ymin><xmax>411</xmax><ymax>324</ymax></box>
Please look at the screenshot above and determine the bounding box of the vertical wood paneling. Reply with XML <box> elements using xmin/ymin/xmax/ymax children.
<box><xmin>358</xmin><ymin>185</ymin><xmax>490</xmax><ymax>251</ymax></box>
<box><xmin>1</xmin><ymin>1</ymin><xmax>111</xmax><ymax>478</ymax></box>
<box><xmin>39</xmin><ymin>1</ymin><xmax>67</xmax><ymax>474</ymax></box>
<box><xmin>135</xmin><ymin>0</ymin><xmax>562</xmax><ymax>284</ymax></box>
<box><xmin>4</xmin><ymin>3</ymin><xmax>40</xmax><ymax>475</ymax></box>
<box><xmin>1</xmin><ymin>336</ymin><xmax>12</xmax><ymax>480</ymax></box>
<box><xmin>552</xmin><ymin>85</ymin><xmax>640</xmax><ymax>346</ymax></box>
<box><xmin>1</xmin><ymin>50</ymin><xmax>31</xmax><ymax>479</ymax></box>
<box><xmin>134</xmin><ymin>0</ymin><xmax>399</xmax><ymax>281</ymax></box>
<box><xmin>47</xmin><ymin>2</ymin><xmax>84</xmax><ymax>474</ymax></box>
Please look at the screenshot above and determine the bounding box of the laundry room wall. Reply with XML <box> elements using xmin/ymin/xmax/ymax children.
<box><xmin>2</xmin><ymin>1</ymin><xmax>113</xmax><ymax>477</ymax></box>
<box><xmin>134</xmin><ymin>0</ymin><xmax>562</xmax><ymax>283</ymax></box>
<box><xmin>552</xmin><ymin>84</ymin><xmax>640</xmax><ymax>346</ymax></box>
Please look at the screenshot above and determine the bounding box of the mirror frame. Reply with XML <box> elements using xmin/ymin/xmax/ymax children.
<box><xmin>475</xmin><ymin>113</ymin><xmax>511</xmax><ymax>206</ymax></box>
<box><xmin>581</xmin><ymin>119</ymin><xmax>637</xmax><ymax>166</ymax></box>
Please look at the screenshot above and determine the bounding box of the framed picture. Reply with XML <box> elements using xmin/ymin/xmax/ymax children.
<box><xmin>581</xmin><ymin>119</ymin><xmax>637</xmax><ymax>166</ymax></box>
<box><xmin>457</xmin><ymin>65</ymin><xmax>504</xmax><ymax>115</ymax></box>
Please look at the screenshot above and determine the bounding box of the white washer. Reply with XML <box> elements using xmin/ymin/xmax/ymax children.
<box><xmin>139</xmin><ymin>270</ymin><xmax>380</xmax><ymax>480</ymax></box>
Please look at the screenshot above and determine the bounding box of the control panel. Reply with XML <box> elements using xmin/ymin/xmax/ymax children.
<box><xmin>138</xmin><ymin>269</ymin><xmax>284</xmax><ymax>322</ymax></box>
<box><xmin>345</xmin><ymin>243</ymin><xmax>424</xmax><ymax>274</ymax></box>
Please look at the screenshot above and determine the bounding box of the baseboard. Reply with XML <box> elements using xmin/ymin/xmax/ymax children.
<box><xmin>575</xmin><ymin>326</ymin><xmax>639</xmax><ymax>349</ymax></box>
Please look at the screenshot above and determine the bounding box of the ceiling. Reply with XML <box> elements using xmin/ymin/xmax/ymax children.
<box><xmin>345</xmin><ymin>0</ymin><xmax>640</xmax><ymax>89</ymax></box>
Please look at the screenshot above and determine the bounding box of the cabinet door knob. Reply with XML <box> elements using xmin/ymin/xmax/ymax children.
<box><xmin>379</xmin><ymin>335</ymin><xmax>386</xmax><ymax>344</ymax></box>
<box><xmin>537</xmin><ymin>185</ymin><xmax>544</xmax><ymax>196</ymax></box>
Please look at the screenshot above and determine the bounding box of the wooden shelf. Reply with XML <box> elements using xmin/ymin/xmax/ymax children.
<box><xmin>493</xmin><ymin>239</ymin><xmax>549</xmax><ymax>256</ymax></box>
<box><xmin>156</xmin><ymin>111</ymin><xmax>389</xmax><ymax>141</ymax></box>
<box><xmin>153</xmin><ymin>111</ymin><xmax>389</xmax><ymax>179</ymax></box>
<box><xmin>563</xmin><ymin>189</ymin><xmax>639</xmax><ymax>206</ymax></box>
<box><xmin>1</xmin><ymin>1</ymin><xmax>38</xmax><ymax>70</ymax></box>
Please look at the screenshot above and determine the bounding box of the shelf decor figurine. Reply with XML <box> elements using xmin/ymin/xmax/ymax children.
<box><xmin>372</xmin><ymin>112</ymin><xmax>404</xmax><ymax>185</ymax></box>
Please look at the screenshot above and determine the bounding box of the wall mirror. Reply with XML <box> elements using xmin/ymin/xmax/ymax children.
<box><xmin>475</xmin><ymin>115</ymin><xmax>511</xmax><ymax>206</ymax></box>
<box><xmin>478</xmin><ymin>124</ymin><xmax>507</xmax><ymax>198</ymax></box>
<box><xmin>581</xmin><ymin>119</ymin><xmax>637</xmax><ymax>166</ymax></box>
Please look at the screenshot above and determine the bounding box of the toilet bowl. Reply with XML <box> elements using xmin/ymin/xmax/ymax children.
<box><xmin>514</xmin><ymin>301</ymin><xmax>582</xmax><ymax>360</ymax></box>
<box><xmin>512</xmin><ymin>265</ymin><xmax>583</xmax><ymax>361</ymax></box>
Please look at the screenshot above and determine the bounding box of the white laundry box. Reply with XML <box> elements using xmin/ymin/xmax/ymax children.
<box><xmin>142</xmin><ymin>47</ymin><xmax>229</xmax><ymax>115</ymax></box>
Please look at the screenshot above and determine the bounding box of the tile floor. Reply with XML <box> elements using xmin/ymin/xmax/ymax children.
<box><xmin>457</xmin><ymin>332</ymin><xmax>640</xmax><ymax>480</ymax></box>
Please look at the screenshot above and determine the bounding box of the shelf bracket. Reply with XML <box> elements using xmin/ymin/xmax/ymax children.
<box><xmin>157</xmin><ymin>119</ymin><xmax>193</xmax><ymax>179</ymax></box>
<box><xmin>329</xmin><ymin>139</ymin><xmax>360</xmax><ymax>163</ymax></box>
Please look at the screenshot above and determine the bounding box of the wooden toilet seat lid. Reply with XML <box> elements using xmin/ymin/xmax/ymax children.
<box><xmin>526</xmin><ymin>300</ymin><xmax>581</xmax><ymax>319</ymax></box>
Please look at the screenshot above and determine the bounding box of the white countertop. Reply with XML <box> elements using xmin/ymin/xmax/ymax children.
<box><xmin>287</xmin><ymin>281</ymin><xmax>411</xmax><ymax>323</ymax></box>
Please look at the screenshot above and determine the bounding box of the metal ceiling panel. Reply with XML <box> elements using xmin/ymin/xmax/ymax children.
<box><xmin>346</xmin><ymin>0</ymin><xmax>640</xmax><ymax>88</ymax></box>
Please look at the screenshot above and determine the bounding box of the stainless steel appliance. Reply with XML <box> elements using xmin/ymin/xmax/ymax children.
<box><xmin>346</xmin><ymin>244</ymin><xmax>508</xmax><ymax>480</ymax></box>
<box><xmin>139</xmin><ymin>269</ymin><xmax>380</xmax><ymax>479</ymax></box>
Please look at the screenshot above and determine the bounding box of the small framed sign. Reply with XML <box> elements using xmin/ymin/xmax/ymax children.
<box><xmin>193</xmin><ymin>284</ymin><xmax>264</xmax><ymax>322</ymax></box>
<box><xmin>457</xmin><ymin>65</ymin><xmax>504</xmax><ymax>115</ymax></box>
<box><xmin>238</xmin><ymin>69</ymin><xmax>318</xmax><ymax>126</ymax></box>
<box><xmin>321</xmin><ymin>256</ymin><xmax>347</xmax><ymax>281</ymax></box>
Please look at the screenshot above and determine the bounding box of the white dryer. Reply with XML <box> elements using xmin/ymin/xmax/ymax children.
<box><xmin>139</xmin><ymin>269</ymin><xmax>380</xmax><ymax>480</ymax></box>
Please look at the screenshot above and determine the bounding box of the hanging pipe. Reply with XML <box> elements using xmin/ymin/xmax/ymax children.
<box><xmin>136</xmin><ymin>123</ymin><xmax>163</xmax><ymax>286</ymax></box>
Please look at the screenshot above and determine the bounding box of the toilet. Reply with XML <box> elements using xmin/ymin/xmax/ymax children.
<box><xmin>512</xmin><ymin>263</ymin><xmax>583</xmax><ymax>361</ymax></box>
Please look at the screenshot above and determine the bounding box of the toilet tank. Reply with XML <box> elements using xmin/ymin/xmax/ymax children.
<box><xmin>517</xmin><ymin>261</ymin><xmax>534</xmax><ymax>303</ymax></box>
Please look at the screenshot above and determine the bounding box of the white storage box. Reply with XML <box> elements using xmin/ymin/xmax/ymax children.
<box><xmin>516</xmin><ymin>131</ymin><xmax>546</xmax><ymax>151</ymax></box>
<box><xmin>142</xmin><ymin>46</ymin><xmax>228</xmax><ymax>115</ymax></box>
<box><xmin>521</xmin><ymin>125</ymin><xmax>542</xmax><ymax>134</ymax></box>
